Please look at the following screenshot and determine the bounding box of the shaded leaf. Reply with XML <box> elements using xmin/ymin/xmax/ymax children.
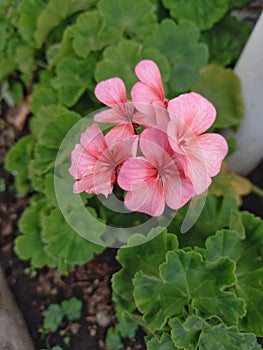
<box><xmin>34</xmin><ymin>0</ymin><xmax>96</xmax><ymax>47</ymax></box>
<box><xmin>105</xmin><ymin>327</ymin><xmax>123</xmax><ymax>350</ymax></box>
<box><xmin>144</xmin><ymin>19</ymin><xmax>208</xmax><ymax>93</ymax></box>
<box><xmin>42</xmin><ymin>208</ymin><xmax>104</xmax><ymax>273</ymax></box>
<box><xmin>201</xmin><ymin>15</ymin><xmax>252</xmax><ymax>66</ymax></box>
<box><xmin>162</xmin><ymin>0</ymin><xmax>228</xmax><ymax>30</ymax></box>
<box><xmin>193</xmin><ymin>64</ymin><xmax>244</xmax><ymax>129</ymax></box>
<box><xmin>134</xmin><ymin>250</ymin><xmax>244</xmax><ymax>331</ymax></box>
<box><xmin>168</xmin><ymin>195</ymin><xmax>238</xmax><ymax>248</ymax></box>
<box><xmin>18</xmin><ymin>0</ymin><xmax>46</xmax><ymax>47</ymax></box>
<box><xmin>205</xmin><ymin>212</ymin><xmax>263</xmax><ymax>335</ymax></box>
<box><xmin>95</xmin><ymin>40</ymin><xmax>143</xmax><ymax>94</ymax></box>
<box><xmin>14</xmin><ymin>197</ymin><xmax>56</xmax><ymax>268</ymax></box>
<box><xmin>30</xmin><ymin>105</ymin><xmax>81</xmax><ymax>149</ymax></box>
<box><xmin>98</xmin><ymin>0</ymin><xmax>157</xmax><ymax>40</ymax></box>
<box><xmin>53</xmin><ymin>56</ymin><xmax>95</xmax><ymax>107</ymax></box>
<box><xmin>70</xmin><ymin>10</ymin><xmax>121</xmax><ymax>58</ymax></box>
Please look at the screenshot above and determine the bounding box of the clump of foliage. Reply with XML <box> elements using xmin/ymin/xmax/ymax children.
<box><xmin>3</xmin><ymin>0</ymin><xmax>263</xmax><ymax>349</ymax></box>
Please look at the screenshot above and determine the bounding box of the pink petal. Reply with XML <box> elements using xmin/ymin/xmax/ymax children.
<box><xmin>112</xmin><ymin>136</ymin><xmax>139</xmax><ymax>165</ymax></box>
<box><xmin>131</xmin><ymin>82</ymin><xmax>161</xmax><ymax>104</ymax></box>
<box><xmin>80</xmin><ymin>123</ymin><xmax>108</xmax><ymax>158</ymax></box>
<box><xmin>105</xmin><ymin>123</ymin><xmax>135</xmax><ymax>147</ymax></box>
<box><xmin>94</xmin><ymin>108</ymin><xmax>124</xmax><ymax>123</ymax></box>
<box><xmin>124</xmin><ymin>177</ymin><xmax>165</xmax><ymax>217</ymax></box>
<box><xmin>117</xmin><ymin>157</ymin><xmax>157</xmax><ymax>191</ymax></box>
<box><xmin>167</xmin><ymin>119</ymin><xmax>197</xmax><ymax>155</ymax></box>
<box><xmin>195</xmin><ymin>133</ymin><xmax>228</xmax><ymax>177</ymax></box>
<box><xmin>183</xmin><ymin>153</ymin><xmax>212</xmax><ymax>195</ymax></box>
<box><xmin>92</xmin><ymin>162</ymin><xmax>115</xmax><ymax>197</ymax></box>
<box><xmin>163</xmin><ymin>169</ymin><xmax>194</xmax><ymax>210</ymax></box>
<box><xmin>168</xmin><ymin>92</ymin><xmax>216</xmax><ymax>135</ymax></box>
<box><xmin>73</xmin><ymin>177</ymin><xmax>96</xmax><ymax>194</ymax></box>
<box><xmin>140</xmin><ymin>127</ymin><xmax>173</xmax><ymax>168</ymax></box>
<box><xmin>69</xmin><ymin>143</ymin><xmax>96</xmax><ymax>180</ymax></box>
<box><xmin>94</xmin><ymin>78</ymin><xmax>127</xmax><ymax>107</ymax></box>
<box><xmin>134</xmin><ymin>60</ymin><xmax>164</xmax><ymax>101</ymax></box>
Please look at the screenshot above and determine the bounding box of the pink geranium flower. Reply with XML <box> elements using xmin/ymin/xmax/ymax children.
<box><xmin>69</xmin><ymin>123</ymin><xmax>138</xmax><ymax>197</ymax></box>
<box><xmin>167</xmin><ymin>92</ymin><xmax>228</xmax><ymax>195</ymax></box>
<box><xmin>94</xmin><ymin>77</ymin><xmax>155</xmax><ymax>133</ymax></box>
<box><xmin>117</xmin><ymin>127</ymin><xmax>194</xmax><ymax>216</ymax></box>
<box><xmin>131</xmin><ymin>59</ymin><xmax>168</xmax><ymax>108</ymax></box>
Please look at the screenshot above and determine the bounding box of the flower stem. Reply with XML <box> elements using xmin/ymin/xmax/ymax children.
<box><xmin>251</xmin><ymin>184</ymin><xmax>263</xmax><ymax>198</ymax></box>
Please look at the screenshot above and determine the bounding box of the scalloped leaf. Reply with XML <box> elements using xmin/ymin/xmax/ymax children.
<box><xmin>30</xmin><ymin>105</ymin><xmax>81</xmax><ymax>149</ymax></box>
<box><xmin>161</xmin><ymin>0</ymin><xmax>228</xmax><ymax>31</ymax></box>
<box><xmin>42</xmin><ymin>208</ymin><xmax>104</xmax><ymax>273</ymax></box>
<box><xmin>144</xmin><ymin>19</ymin><xmax>208</xmax><ymax>93</ymax></box>
<box><xmin>52</xmin><ymin>56</ymin><xmax>95</xmax><ymax>107</ymax></box>
<box><xmin>34</xmin><ymin>0</ymin><xmax>96</xmax><ymax>47</ymax></box>
<box><xmin>205</xmin><ymin>212</ymin><xmax>263</xmax><ymax>335</ymax></box>
<box><xmin>30</xmin><ymin>86</ymin><xmax>58</xmax><ymax>114</ymax></box>
<box><xmin>70</xmin><ymin>10</ymin><xmax>121</xmax><ymax>58</ymax></box>
<box><xmin>95</xmin><ymin>40</ymin><xmax>142</xmax><ymax>94</ymax></box>
<box><xmin>201</xmin><ymin>15</ymin><xmax>251</xmax><ymax>66</ymax></box>
<box><xmin>5</xmin><ymin>135</ymin><xmax>35</xmax><ymax>194</ymax></box>
<box><xmin>14</xmin><ymin>197</ymin><xmax>56</xmax><ymax>268</ymax></box>
<box><xmin>98</xmin><ymin>0</ymin><xmax>157</xmax><ymax>40</ymax></box>
<box><xmin>146</xmin><ymin>333</ymin><xmax>178</xmax><ymax>350</ymax></box>
<box><xmin>134</xmin><ymin>250</ymin><xmax>244</xmax><ymax>332</ymax></box>
<box><xmin>113</xmin><ymin>230</ymin><xmax>178</xmax><ymax>310</ymax></box>
<box><xmin>170</xmin><ymin>316</ymin><xmax>260</xmax><ymax>350</ymax></box>
<box><xmin>193</xmin><ymin>64</ymin><xmax>244</xmax><ymax>129</ymax></box>
<box><xmin>17</xmin><ymin>0</ymin><xmax>46</xmax><ymax>47</ymax></box>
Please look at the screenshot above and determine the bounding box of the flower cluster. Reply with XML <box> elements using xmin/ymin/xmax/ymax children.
<box><xmin>69</xmin><ymin>60</ymin><xmax>228</xmax><ymax>216</ymax></box>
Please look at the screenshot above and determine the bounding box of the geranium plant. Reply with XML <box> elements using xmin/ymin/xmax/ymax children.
<box><xmin>2</xmin><ymin>0</ymin><xmax>263</xmax><ymax>349</ymax></box>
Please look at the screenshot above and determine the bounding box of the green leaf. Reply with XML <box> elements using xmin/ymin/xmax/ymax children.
<box><xmin>134</xmin><ymin>250</ymin><xmax>243</xmax><ymax>332</ymax></box>
<box><xmin>228</xmin><ymin>0</ymin><xmax>251</xmax><ymax>8</ymax></box>
<box><xmin>170</xmin><ymin>316</ymin><xmax>260</xmax><ymax>350</ymax></box>
<box><xmin>161</xmin><ymin>0</ymin><xmax>228</xmax><ymax>30</ymax></box>
<box><xmin>98</xmin><ymin>0</ymin><xmax>157</xmax><ymax>40</ymax></box>
<box><xmin>43</xmin><ymin>304</ymin><xmax>63</xmax><ymax>332</ymax></box>
<box><xmin>5</xmin><ymin>135</ymin><xmax>35</xmax><ymax>194</ymax></box>
<box><xmin>168</xmin><ymin>195</ymin><xmax>238</xmax><ymax>248</ymax></box>
<box><xmin>30</xmin><ymin>86</ymin><xmax>58</xmax><ymax>114</ymax></box>
<box><xmin>14</xmin><ymin>44</ymin><xmax>36</xmax><ymax>82</ymax></box>
<box><xmin>30</xmin><ymin>105</ymin><xmax>81</xmax><ymax>149</ymax></box>
<box><xmin>95</xmin><ymin>40</ymin><xmax>142</xmax><ymax>94</ymax></box>
<box><xmin>5</xmin><ymin>135</ymin><xmax>35</xmax><ymax>173</ymax></box>
<box><xmin>205</xmin><ymin>212</ymin><xmax>263</xmax><ymax>335</ymax></box>
<box><xmin>146</xmin><ymin>333</ymin><xmax>178</xmax><ymax>350</ymax></box>
<box><xmin>70</xmin><ymin>10</ymin><xmax>120</xmax><ymax>58</ymax></box>
<box><xmin>53</xmin><ymin>56</ymin><xmax>95</xmax><ymax>107</ymax></box>
<box><xmin>14</xmin><ymin>198</ymin><xmax>56</xmax><ymax>268</ymax></box>
<box><xmin>113</xmin><ymin>230</ymin><xmax>178</xmax><ymax>314</ymax></box>
<box><xmin>201</xmin><ymin>16</ymin><xmax>252</xmax><ymax>66</ymax></box>
<box><xmin>34</xmin><ymin>0</ymin><xmax>96</xmax><ymax>47</ymax></box>
<box><xmin>105</xmin><ymin>327</ymin><xmax>123</xmax><ymax>350</ymax></box>
<box><xmin>42</xmin><ymin>208</ymin><xmax>104</xmax><ymax>272</ymax></box>
<box><xmin>193</xmin><ymin>64</ymin><xmax>244</xmax><ymax>129</ymax></box>
<box><xmin>61</xmin><ymin>297</ymin><xmax>82</xmax><ymax>320</ymax></box>
<box><xmin>144</xmin><ymin>19</ymin><xmax>208</xmax><ymax>93</ymax></box>
<box><xmin>18</xmin><ymin>0</ymin><xmax>46</xmax><ymax>47</ymax></box>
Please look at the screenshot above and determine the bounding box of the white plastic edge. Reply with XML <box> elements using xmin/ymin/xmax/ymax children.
<box><xmin>226</xmin><ymin>12</ymin><xmax>263</xmax><ymax>175</ymax></box>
